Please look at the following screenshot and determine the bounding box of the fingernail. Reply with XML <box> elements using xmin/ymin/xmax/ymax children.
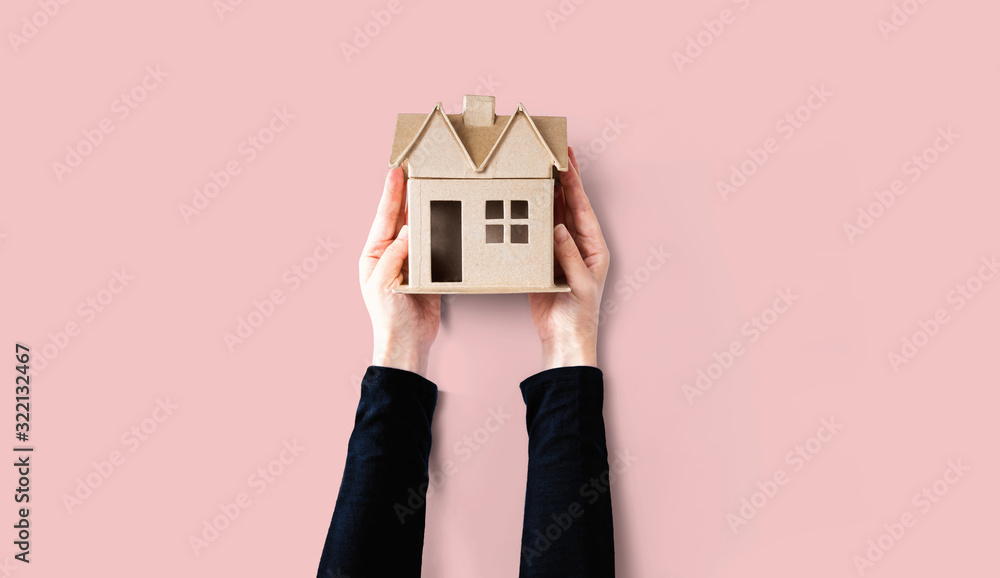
<box><xmin>398</xmin><ymin>225</ymin><xmax>409</xmax><ymax>240</ymax></box>
<box><xmin>554</xmin><ymin>224</ymin><xmax>568</xmax><ymax>242</ymax></box>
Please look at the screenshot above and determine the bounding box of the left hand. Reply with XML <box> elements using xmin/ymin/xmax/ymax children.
<box><xmin>358</xmin><ymin>168</ymin><xmax>440</xmax><ymax>377</ymax></box>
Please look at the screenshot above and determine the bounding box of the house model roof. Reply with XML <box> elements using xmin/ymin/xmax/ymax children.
<box><xmin>389</xmin><ymin>96</ymin><xmax>569</xmax><ymax>177</ymax></box>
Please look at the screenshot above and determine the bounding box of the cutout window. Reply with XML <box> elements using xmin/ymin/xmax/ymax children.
<box><xmin>484</xmin><ymin>199</ymin><xmax>530</xmax><ymax>245</ymax></box>
<box><xmin>486</xmin><ymin>224</ymin><xmax>504</xmax><ymax>243</ymax></box>
<box><xmin>510</xmin><ymin>225</ymin><xmax>528</xmax><ymax>244</ymax></box>
<box><xmin>430</xmin><ymin>201</ymin><xmax>462</xmax><ymax>282</ymax></box>
<box><xmin>486</xmin><ymin>200</ymin><xmax>504</xmax><ymax>219</ymax></box>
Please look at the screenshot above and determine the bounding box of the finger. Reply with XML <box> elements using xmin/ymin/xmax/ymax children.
<box><xmin>552</xmin><ymin>186</ymin><xmax>566</xmax><ymax>279</ymax></box>
<box><xmin>563</xmin><ymin>201</ymin><xmax>578</xmax><ymax>242</ymax></box>
<box><xmin>552</xmin><ymin>185</ymin><xmax>566</xmax><ymax>279</ymax></box>
<box><xmin>553</xmin><ymin>224</ymin><xmax>591</xmax><ymax>293</ymax></box>
<box><xmin>561</xmin><ymin>146</ymin><xmax>607</xmax><ymax>266</ymax></box>
<box><xmin>365</xmin><ymin>168</ymin><xmax>405</xmax><ymax>250</ymax></box>
<box><xmin>553</xmin><ymin>181</ymin><xmax>566</xmax><ymax>228</ymax></box>
<box><xmin>561</xmin><ymin>146</ymin><xmax>598</xmax><ymax>237</ymax></box>
<box><xmin>559</xmin><ymin>177</ymin><xmax>579</xmax><ymax>240</ymax></box>
<box><xmin>360</xmin><ymin>168</ymin><xmax>406</xmax><ymax>282</ymax></box>
<box><xmin>398</xmin><ymin>181</ymin><xmax>409</xmax><ymax>233</ymax></box>
<box><xmin>370</xmin><ymin>225</ymin><xmax>410</xmax><ymax>290</ymax></box>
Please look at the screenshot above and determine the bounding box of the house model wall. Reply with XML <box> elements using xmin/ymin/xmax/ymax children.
<box><xmin>389</xmin><ymin>96</ymin><xmax>571</xmax><ymax>294</ymax></box>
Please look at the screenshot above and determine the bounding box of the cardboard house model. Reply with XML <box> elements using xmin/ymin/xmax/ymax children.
<box><xmin>389</xmin><ymin>96</ymin><xmax>571</xmax><ymax>294</ymax></box>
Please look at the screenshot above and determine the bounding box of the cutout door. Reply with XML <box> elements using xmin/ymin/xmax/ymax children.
<box><xmin>430</xmin><ymin>200</ymin><xmax>462</xmax><ymax>282</ymax></box>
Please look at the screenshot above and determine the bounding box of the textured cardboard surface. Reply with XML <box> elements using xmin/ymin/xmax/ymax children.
<box><xmin>390</xmin><ymin>97</ymin><xmax>568</xmax><ymax>294</ymax></box>
<box><xmin>394</xmin><ymin>282</ymin><xmax>570</xmax><ymax>294</ymax></box>
<box><xmin>403</xmin><ymin>177</ymin><xmax>557</xmax><ymax>290</ymax></box>
<box><xmin>390</xmin><ymin>103</ymin><xmax>569</xmax><ymax>177</ymax></box>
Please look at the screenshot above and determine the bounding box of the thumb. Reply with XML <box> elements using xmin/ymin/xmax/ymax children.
<box><xmin>370</xmin><ymin>225</ymin><xmax>409</xmax><ymax>288</ymax></box>
<box><xmin>553</xmin><ymin>224</ymin><xmax>591</xmax><ymax>290</ymax></box>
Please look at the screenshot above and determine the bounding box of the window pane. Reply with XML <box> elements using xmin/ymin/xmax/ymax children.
<box><xmin>486</xmin><ymin>200</ymin><xmax>504</xmax><ymax>219</ymax></box>
<box><xmin>510</xmin><ymin>224</ymin><xmax>528</xmax><ymax>244</ymax></box>
<box><xmin>486</xmin><ymin>224</ymin><xmax>504</xmax><ymax>243</ymax></box>
<box><xmin>511</xmin><ymin>200</ymin><xmax>528</xmax><ymax>219</ymax></box>
<box><xmin>430</xmin><ymin>201</ymin><xmax>462</xmax><ymax>282</ymax></box>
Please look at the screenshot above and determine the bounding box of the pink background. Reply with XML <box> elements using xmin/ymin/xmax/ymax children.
<box><xmin>3</xmin><ymin>0</ymin><xmax>998</xmax><ymax>576</ymax></box>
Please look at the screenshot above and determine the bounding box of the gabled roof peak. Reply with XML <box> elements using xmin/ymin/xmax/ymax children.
<box><xmin>389</xmin><ymin>98</ymin><xmax>568</xmax><ymax>174</ymax></box>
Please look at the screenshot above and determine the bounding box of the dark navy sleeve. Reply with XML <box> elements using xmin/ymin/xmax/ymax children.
<box><xmin>518</xmin><ymin>366</ymin><xmax>616</xmax><ymax>577</ymax></box>
<box><xmin>317</xmin><ymin>366</ymin><xmax>437</xmax><ymax>578</ymax></box>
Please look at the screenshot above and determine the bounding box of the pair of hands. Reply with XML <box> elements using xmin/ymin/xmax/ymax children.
<box><xmin>358</xmin><ymin>147</ymin><xmax>610</xmax><ymax>377</ymax></box>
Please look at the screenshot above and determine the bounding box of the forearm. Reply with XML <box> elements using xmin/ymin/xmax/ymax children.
<box><xmin>317</xmin><ymin>366</ymin><xmax>437</xmax><ymax>578</ymax></box>
<box><xmin>519</xmin><ymin>366</ymin><xmax>615</xmax><ymax>576</ymax></box>
<box><xmin>541</xmin><ymin>336</ymin><xmax>597</xmax><ymax>370</ymax></box>
<box><xmin>372</xmin><ymin>336</ymin><xmax>431</xmax><ymax>377</ymax></box>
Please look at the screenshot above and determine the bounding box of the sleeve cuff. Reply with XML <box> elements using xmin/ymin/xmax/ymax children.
<box><xmin>520</xmin><ymin>365</ymin><xmax>603</xmax><ymax>387</ymax></box>
<box><xmin>363</xmin><ymin>365</ymin><xmax>438</xmax><ymax>412</ymax></box>
<box><xmin>519</xmin><ymin>365</ymin><xmax>604</xmax><ymax>409</ymax></box>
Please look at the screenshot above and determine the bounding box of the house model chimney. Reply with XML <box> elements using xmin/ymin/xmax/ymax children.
<box><xmin>462</xmin><ymin>95</ymin><xmax>495</xmax><ymax>127</ymax></box>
